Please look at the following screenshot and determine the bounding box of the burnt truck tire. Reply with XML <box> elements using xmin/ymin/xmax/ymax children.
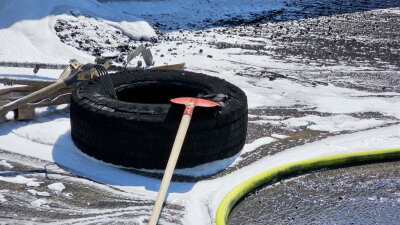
<box><xmin>70</xmin><ymin>70</ymin><xmax>248</xmax><ymax>169</ymax></box>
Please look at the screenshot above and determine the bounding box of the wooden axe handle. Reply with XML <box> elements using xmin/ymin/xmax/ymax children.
<box><xmin>148</xmin><ymin>114</ymin><xmax>191</xmax><ymax>225</ymax></box>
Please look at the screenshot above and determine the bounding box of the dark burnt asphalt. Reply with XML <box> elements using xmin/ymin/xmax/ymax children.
<box><xmin>228</xmin><ymin>160</ymin><xmax>400</xmax><ymax>225</ymax></box>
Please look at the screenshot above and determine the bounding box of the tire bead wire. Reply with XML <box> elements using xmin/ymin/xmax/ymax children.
<box><xmin>94</xmin><ymin>65</ymin><xmax>118</xmax><ymax>100</ymax></box>
<box><xmin>215</xmin><ymin>147</ymin><xmax>400</xmax><ymax>225</ymax></box>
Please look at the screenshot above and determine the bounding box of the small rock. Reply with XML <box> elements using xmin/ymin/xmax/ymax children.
<box><xmin>207</xmin><ymin>55</ymin><xmax>213</xmax><ymax>58</ymax></box>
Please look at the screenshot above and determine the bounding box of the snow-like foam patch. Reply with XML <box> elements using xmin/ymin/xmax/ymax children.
<box><xmin>306</xmin><ymin>115</ymin><xmax>388</xmax><ymax>132</ymax></box>
<box><xmin>27</xmin><ymin>189</ymin><xmax>51</xmax><ymax>197</ymax></box>
<box><xmin>173</xmin><ymin>155</ymin><xmax>239</xmax><ymax>177</ymax></box>
<box><xmin>241</xmin><ymin>137</ymin><xmax>276</xmax><ymax>154</ymax></box>
<box><xmin>239</xmin><ymin>77</ymin><xmax>400</xmax><ymax>119</ymax></box>
<box><xmin>0</xmin><ymin>194</ymin><xmax>6</xmax><ymax>203</ymax></box>
<box><xmin>141</xmin><ymin>136</ymin><xmax>278</xmax><ymax>177</ymax></box>
<box><xmin>27</xmin><ymin>181</ymin><xmax>42</xmax><ymax>187</ymax></box>
<box><xmin>0</xmin><ymin>175</ymin><xmax>42</xmax><ymax>187</ymax></box>
<box><xmin>271</xmin><ymin>133</ymin><xmax>289</xmax><ymax>139</ymax></box>
<box><xmin>0</xmin><ymin>160</ymin><xmax>13</xmax><ymax>169</ymax></box>
<box><xmin>283</xmin><ymin>115</ymin><xmax>388</xmax><ymax>132</ymax></box>
<box><xmin>47</xmin><ymin>182</ymin><xmax>65</xmax><ymax>194</ymax></box>
<box><xmin>11</xmin><ymin>118</ymin><xmax>70</xmax><ymax>146</ymax></box>
<box><xmin>30</xmin><ymin>198</ymin><xmax>49</xmax><ymax>207</ymax></box>
<box><xmin>0</xmin><ymin>175</ymin><xmax>34</xmax><ymax>184</ymax></box>
<box><xmin>314</xmin><ymin>96</ymin><xmax>400</xmax><ymax>118</ymax></box>
<box><xmin>252</xmin><ymin>115</ymin><xmax>389</xmax><ymax>132</ymax></box>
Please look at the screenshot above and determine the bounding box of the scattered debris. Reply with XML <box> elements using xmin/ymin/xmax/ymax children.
<box><xmin>0</xmin><ymin>55</ymin><xmax>185</xmax><ymax>121</ymax></box>
<box><xmin>125</xmin><ymin>44</ymin><xmax>146</xmax><ymax>67</ymax></box>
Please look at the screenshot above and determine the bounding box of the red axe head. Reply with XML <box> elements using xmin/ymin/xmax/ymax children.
<box><xmin>171</xmin><ymin>97</ymin><xmax>220</xmax><ymax>107</ymax></box>
<box><xmin>170</xmin><ymin>97</ymin><xmax>220</xmax><ymax>116</ymax></box>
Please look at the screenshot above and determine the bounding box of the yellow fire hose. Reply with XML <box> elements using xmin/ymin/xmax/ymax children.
<box><xmin>215</xmin><ymin>147</ymin><xmax>400</xmax><ymax>225</ymax></box>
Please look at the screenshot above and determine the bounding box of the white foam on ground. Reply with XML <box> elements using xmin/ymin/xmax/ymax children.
<box><xmin>0</xmin><ymin>194</ymin><xmax>6</xmax><ymax>203</ymax></box>
<box><xmin>47</xmin><ymin>183</ymin><xmax>65</xmax><ymax>194</ymax></box>
<box><xmin>0</xmin><ymin>175</ymin><xmax>42</xmax><ymax>187</ymax></box>
<box><xmin>27</xmin><ymin>189</ymin><xmax>51</xmax><ymax>197</ymax></box>
<box><xmin>11</xmin><ymin>118</ymin><xmax>70</xmax><ymax>146</ymax></box>
<box><xmin>26</xmin><ymin>181</ymin><xmax>42</xmax><ymax>187</ymax></box>
<box><xmin>285</xmin><ymin>115</ymin><xmax>388</xmax><ymax>132</ymax></box>
<box><xmin>0</xmin><ymin>160</ymin><xmax>13</xmax><ymax>169</ymax></box>
<box><xmin>30</xmin><ymin>198</ymin><xmax>49</xmax><ymax>207</ymax></box>
<box><xmin>241</xmin><ymin>137</ymin><xmax>277</xmax><ymax>154</ymax></box>
<box><xmin>252</xmin><ymin>114</ymin><xmax>390</xmax><ymax>132</ymax></box>
<box><xmin>138</xmin><ymin>136</ymin><xmax>278</xmax><ymax>177</ymax></box>
<box><xmin>0</xmin><ymin>175</ymin><xmax>35</xmax><ymax>185</ymax></box>
<box><xmin>305</xmin><ymin>115</ymin><xmax>388</xmax><ymax>132</ymax></box>
<box><xmin>271</xmin><ymin>133</ymin><xmax>289</xmax><ymax>139</ymax></box>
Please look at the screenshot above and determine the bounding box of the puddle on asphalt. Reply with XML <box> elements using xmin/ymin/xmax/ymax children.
<box><xmin>228</xmin><ymin>160</ymin><xmax>400</xmax><ymax>225</ymax></box>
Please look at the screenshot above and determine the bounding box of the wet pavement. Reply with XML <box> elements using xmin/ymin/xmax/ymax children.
<box><xmin>228</xmin><ymin>160</ymin><xmax>400</xmax><ymax>225</ymax></box>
